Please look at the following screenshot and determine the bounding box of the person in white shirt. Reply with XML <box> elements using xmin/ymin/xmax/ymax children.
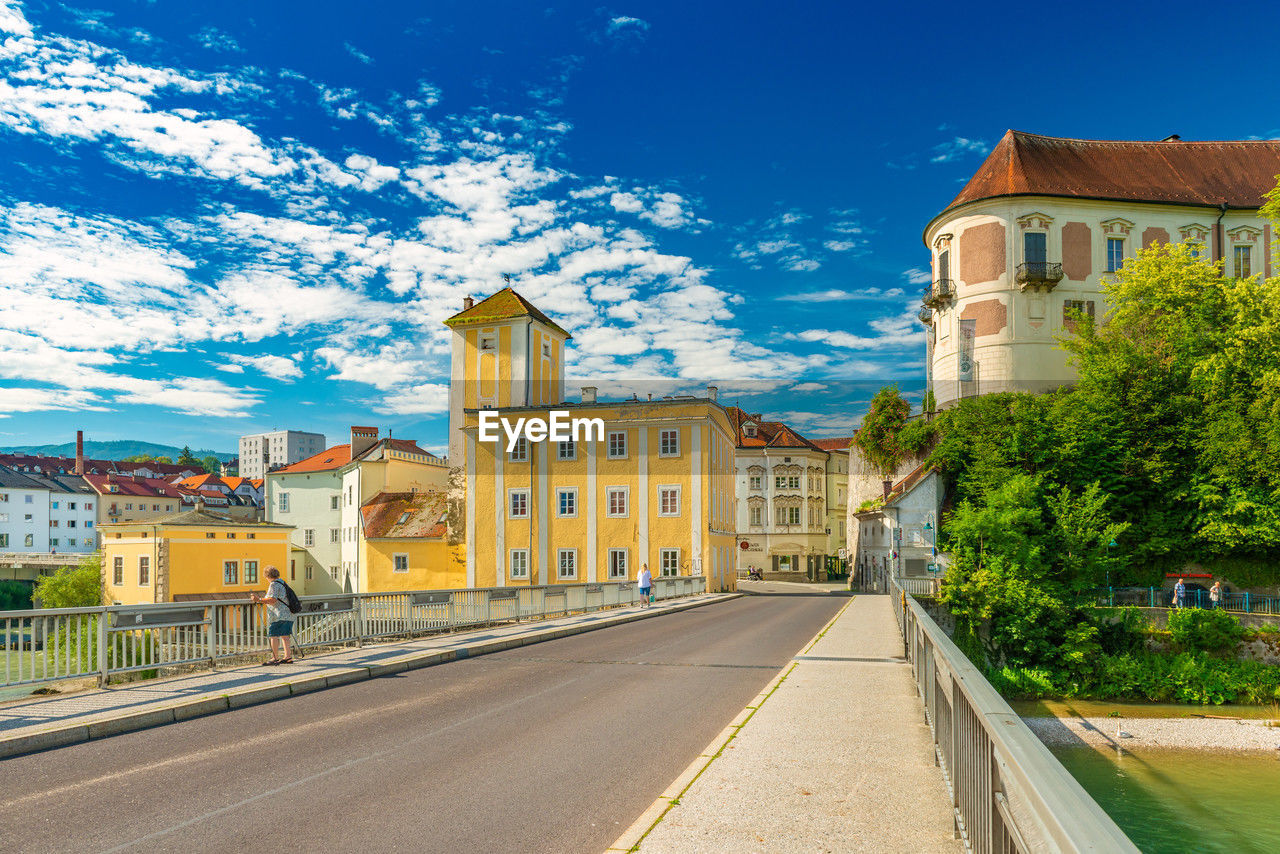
<box><xmin>638</xmin><ymin>563</ymin><xmax>652</xmax><ymax>608</ymax></box>
<box><xmin>250</xmin><ymin>566</ymin><xmax>295</xmax><ymax>665</ymax></box>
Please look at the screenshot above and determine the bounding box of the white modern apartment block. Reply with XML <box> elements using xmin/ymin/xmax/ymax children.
<box><xmin>921</xmin><ymin>131</ymin><xmax>1280</xmax><ymax>405</ymax></box>
<box><xmin>0</xmin><ymin>467</ymin><xmax>51</xmax><ymax>553</ymax></box>
<box><xmin>238</xmin><ymin>430</ymin><xmax>326</xmax><ymax>480</ymax></box>
<box><xmin>33</xmin><ymin>473</ymin><xmax>98</xmax><ymax>554</ymax></box>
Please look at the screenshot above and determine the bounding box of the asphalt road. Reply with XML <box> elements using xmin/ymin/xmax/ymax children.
<box><xmin>1</xmin><ymin>593</ymin><xmax>846</xmax><ymax>854</ymax></box>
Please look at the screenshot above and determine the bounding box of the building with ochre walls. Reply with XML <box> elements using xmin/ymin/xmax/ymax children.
<box><xmin>921</xmin><ymin>131</ymin><xmax>1280</xmax><ymax>405</ymax></box>
<box><xmin>445</xmin><ymin>288</ymin><xmax>738</xmax><ymax>593</ymax></box>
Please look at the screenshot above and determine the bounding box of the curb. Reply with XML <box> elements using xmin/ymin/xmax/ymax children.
<box><xmin>604</xmin><ymin>595</ymin><xmax>855</xmax><ymax>853</ymax></box>
<box><xmin>0</xmin><ymin>593</ymin><xmax>740</xmax><ymax>761</ymax></box>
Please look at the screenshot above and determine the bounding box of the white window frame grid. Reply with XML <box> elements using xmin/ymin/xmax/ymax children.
<box><xmin>787</xmin><ymin>506</ymin><xmax>801</xmax><ymax>525</ymax></box>
<box><xmin>659</xmin><ymin>429</ymin><xmax>680</xmax><ymax>457</ymax></box>
<box><xmin>749</xmin><ymin>475</ymin><xmax>762</xmax><ymax>491</ymax></box>
<box><xmin>1106</xmin><ymin>237</ymin><xmax>1125</xmax><ymax>273</ymax></box>
<box><xmin>750</xmin><ymin>505</ymin><xmax>763</xmax><ymax>526</ymax></box>
<box><xmin>659</xmin><ymin>548</ymin><xmax>680</xmax><ymax>577</ymax></box>
<box><xmin>607</xmin><ymin>431</ymin><xmax>627</xmax><ymax>459</ymax></box>
<box><xmin>393</xmin><ymin>553</ymin><xmax>409</xmax><ymax>573</ymax></box>
<box><xmin>607</xmin><ymin>547</ymin><xmax>628</xmax><ymax>579</ymax></box>
<box><xmin>557</xmin><ymin>548</ymin><xmax>577</xmax><ymax>580</ymax></box>
<box><xmin>138</xmin><ymin>556</ymin><xmax>150</xmax><ymax>586</ymax></box>
<box><xmin>556</xmin><ymin>487</ymin><xmax>578</xmax><ymax>518</ymax></box>
<box><xmin>558</xmin><ymin>440</ymin><xmax>576</xmax><ymax>460</ymax></box>
<box><xmin>605</xmin><ymin>486</ymin><xmax>629</xmax><ymax>518</ymax></box>
<box><xmin>113</xmin><ymin>556</ymin><xmax>124</xmax><ymax>585</ymax></box>
<box><xmin>509</xmin><ymin>437</ymin><xmax>529</xmax><ymax>462</ymax></box>
<box><xmin>508</xmin><ymin>488</ymin><xmax>530</xmax><ymax>519</ymax></box>
<box><xmin>658</xmin><ymin>485</ymin><xmax>681</xmax><ymax>517</ymax></box>
<box><xmin>278</xmin><ymin>492</ymin><xmax>289</xmax><ymax>512</ymax></box>
<box><xmin>509</xmin><ymin>548</ymin><xmax>530</xmax><ymax>579</ymax></box>
<box><xmin>304</xmin><ymin>529</ymin><xmax>315</xmax><ymax>547</ymax></box>
<box><xmin>245</xmin><ymin>561</ymin><xmax>259</xmax><ymax>584</ymax></box>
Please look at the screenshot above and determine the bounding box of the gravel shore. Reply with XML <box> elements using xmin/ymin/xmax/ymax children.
<box><xmin>1024</xmin><ymin>714</ymin><xmax>1280</xmax><ymax>752</ymax></box>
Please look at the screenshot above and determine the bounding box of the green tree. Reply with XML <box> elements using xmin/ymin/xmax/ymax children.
<box><xmin>121</xmin><ymin>453</ymin><xmax>155</xmax><ymax>463</ymax></box>
<box><xmin>177</xmin><ymin>445</ymin><xmax>200</xmax><ymax>466</ymax></box>
<box><xmin>855</xmin><ymin>385</ymin><xmax>913</xmax><ymax>476</ymax></box>
<box><xmin>201</xmin><ymin>455</ymin><xmax>222</xmax><ymax>474</ymax></box>
<box><xmin>153</xmin><ymin>455</ymin><xmax>173</xmax><ymax>464</ymax></box>
<box><xmin>34</xmin><ymin>558</ymin><xmax>103</xmax><ymax>608</ymax></box>
<box><xmin>0</xmin><ymin>580</ymin><xmax>33</xmax><ymax>610</ymax></box>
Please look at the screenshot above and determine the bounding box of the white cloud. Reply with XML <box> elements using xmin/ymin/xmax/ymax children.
<box><xmin>930</xmin><ymin>136</ymin><xmax>991</xmax><ymax>163</ymax></box>
<box><xmin>216</xmin><ymin>364</ymin><xmax>245</xmax><ymax>374</ymax></box>
<box><xmin>344</xmin><ymin>42</ymin><xmax>373</xmax><ymax>64</ymax></box>
<box><xmin>777</xmin><ymin>288</ymin><xmax>903</xmax><ymax>302</ymax></box>
<box><xmin>606</xmin><ymin>16</ymin><xmax>650</xmax><ymax>36</ymax></box>
<box><xmin>791</xmin><ymin>382</ymin><xmax>827</xmax><ymax>392</ymax></box>
<box><xmin>903</xmin><ymin>267</ymin><xmax>932</xmax><ymax>285</ymax></box>
<box><xmin>227</xmin><ymin>354</ymin><xmax>302</xmax><ymax>381</ymax></box>
<box><xmin>375</xmin><ymin>383</ymin><xmax>450</xmax><ymax>415</ymax></box>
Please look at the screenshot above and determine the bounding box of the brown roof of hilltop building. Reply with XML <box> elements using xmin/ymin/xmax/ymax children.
<box><xmin>361</xmin><ymin>491</ymin><xmax>448</xmax><ymax>539</ymax></box>
<box><xmin>811</xmin><ymin>437</ymin><xmax>855</xmax><ymax>452</ymax></box>
<box><xmin>942</xmin><ymin>130</ymin><xmax>1280</xmax><ymax>218</ymax></box>
<box><xmin>443</xmin><ymin>287</ymin><xmax>572</xmax><ymax>339</ymax></box>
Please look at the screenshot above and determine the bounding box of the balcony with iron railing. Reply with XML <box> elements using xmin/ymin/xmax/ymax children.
<box><xmin>921</xmin><ymin>279</ymin><xmax>954</xmax><ymax>309</ymax></box>
<box><xmin>1015</xmin><ymin>261</ymin><xmax>1064</xmax><ymax>290</ymax></box>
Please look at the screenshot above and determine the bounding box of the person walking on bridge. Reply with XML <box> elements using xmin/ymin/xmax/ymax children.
<box><xmin>638</xmin><ymin>563</ymin><xmax>652</xmax><ymax>608</ymax></box>
<box><xmin>251</xmin><ymin>566</ymin><xmax>295</xmax><ymax>665</ymax></box>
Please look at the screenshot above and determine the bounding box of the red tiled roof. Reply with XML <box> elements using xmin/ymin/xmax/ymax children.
<box><xmin>360</xmin><ymin>491</ymin><xmax>448</xmax><ymax>539</ymax></box>
<box><xmin>811</xmin><ymin>437</ymin><xmax>854</xmax><ymax>451</ymax></box>
<box><xmin>177</xmin><ymin>473</ymin><xmax>224</xmax><ymax>491</ymax></box>
<box><xmin>723</xmin><ymin>406</ymin><xmax>826</xmax><ymax>452</ymax></box>
<box><xmin>276</xmin><ymin>444</ymin><xmax>351</xmax><ymax>474</ymax></box>
<box><xmin>443</xmin><ymin>287</ymin><xmax>572</xmax><ymax>339</ymax></box>
<box><xmin>944</xmin><ymin>130</ymin><xmax>1280</xmax><ymax>216</ymax></box>
<box><xmin>83</xmin><ymin>473</ymin><xmax>185</xmax><ymax>499</ymax></box>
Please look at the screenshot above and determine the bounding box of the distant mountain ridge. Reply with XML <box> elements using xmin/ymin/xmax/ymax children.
<box><xmin>0</xmin><ymin>440</ymin><xmax>236</xmax><ymax>462</ymax></box>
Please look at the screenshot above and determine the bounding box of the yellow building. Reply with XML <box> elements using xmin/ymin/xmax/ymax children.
<box><xmin>358</xmin><ymin>491</ymin><xmax>460</xmax><ymax>591</ymax></box>
<box><xmin>100</xmin><ymin>506</ymin><xmax>293</xmax><ymax>605</ymax></box>
<box><xmin>445</xmin><ymin>288</ymin><xmax>738</xmax><ymax>593</ymax></box>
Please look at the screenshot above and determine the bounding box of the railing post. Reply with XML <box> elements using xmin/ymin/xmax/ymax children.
<box><xmin>1108</xmin><ymin>586</ymin><xmax>1114</xmax><ymax>607</ymax></box>
<box><xmin>208</xmin><ymin>604</ymin><xmax>217</xmax><ymax>668</ymax></box>
<box><xmin>97</xmin><ymin>607</ymin><xmax>109</xmax><ymax>687</ymax></box>
<box><xmin>356</xmin><ymin>594</ymin><xmax>366</xmax><ymax>647</ymax></box>
<box><xmin>1245</xmin><ymin>592</ymin><xmax>1250</xmax><ymax>613</ymax></box>
<box><xmin>1149</xmin><ymin>587</ymin><xmax>1154</xmax><ymax>608</ymax></box>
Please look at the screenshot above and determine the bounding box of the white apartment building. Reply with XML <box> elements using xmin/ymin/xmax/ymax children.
<box><xmin>32</xmin><ymin>473</ymin><xmax>98</xmax><ymax>554</ymax></box>
<box><xmin>238</xmin><ymin>430</ymin><xmax>326</xmax><ymax>480</ymax></box>
<box><xmin>265</xmin><ymin>443</ymin><xmax>351</xmax><ymax>594</ymax></box>
<box><xmin>0</xmin><ymin>466</ymin><xmax>51</xmax><ymax>553</ymax></box>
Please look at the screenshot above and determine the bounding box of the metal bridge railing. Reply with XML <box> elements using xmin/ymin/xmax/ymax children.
<box><xmin>1</xmin><ymin>576</ymin><xmax>706</xmax><ymax>690</ymax></box>
<box><xmin>890</xmin><ymin>578</ymin><xmax>1138</xmax><ymax>854</ymax></box>
<box><xmin>1079</xmin><ymin>586</ymin><xmax>1280</xmax><ymax>615</ymax></box>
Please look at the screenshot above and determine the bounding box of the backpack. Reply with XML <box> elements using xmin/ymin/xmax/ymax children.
<box><xmin>278</xmin><ymin>581</ymin><xmax>302</xmax><ymax>615</ymax></box>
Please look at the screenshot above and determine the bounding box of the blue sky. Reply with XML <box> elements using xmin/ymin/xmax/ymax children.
<box><xmin>2</xmin><ymin>0</ymin><xmax>1279</xmax><ymax>455</ymax></box>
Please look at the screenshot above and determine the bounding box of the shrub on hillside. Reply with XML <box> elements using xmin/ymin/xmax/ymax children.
<box><xmin>1168</xmin><ymin>608</ymin><xmax>1244</xmax><ymax>654</ymax></box>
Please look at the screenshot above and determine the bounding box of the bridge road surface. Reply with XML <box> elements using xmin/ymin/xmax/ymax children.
<box><xmin>1</xmin><ymin>594</ymin><xmax>846</xmax><ymax>854</ymax></box>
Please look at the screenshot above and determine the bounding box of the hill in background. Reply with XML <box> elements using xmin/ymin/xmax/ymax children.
<box><xmin>0</xmin><ymin>440</ymin><xmax>236</xmax><ymax>462</ymax></box>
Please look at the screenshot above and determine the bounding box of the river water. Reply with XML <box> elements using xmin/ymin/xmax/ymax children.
<box><xmin>1055</xmin><ymin>748</ymin><xmax>1280</xmax><ymax>853</ymax></box>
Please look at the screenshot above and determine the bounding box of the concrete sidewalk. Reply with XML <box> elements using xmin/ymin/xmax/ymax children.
<box><xmin>612</xmin><ymin>594</ymin><xmax>961</xmax><ymax>853</ymax></box>
<box><xmin>0</xmin><ymin>593</ymin><xmax>736</xmax><ymax>759</ymax></box>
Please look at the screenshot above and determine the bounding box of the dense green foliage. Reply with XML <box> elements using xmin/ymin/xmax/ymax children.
<box><xmin>1167</xmin><ymin>609</ymin><xmax>1245</xmax><ymax>654</ymax></box>
<box><xmin>34</xmin><ymin>560</ymin><xmax>103</xmax><ymax>608</ymax></box>
<box><xmin>201</xmin><ymin>455</ymin><xmax>222</xmax><ymax>474</ymax></box>
<box><xmin>924</xmin><ymin>234</ymin><xmax>1280</xmax><ymax>703</ymax></box>
<box><xmin>0</xmin><ymin>580</ymin><xmax>33</xmax><ymax>611</ymax></box>
<box><xmin>854</xmin><ymin>385</ymin><xmax>913</xmax><ymax>476</ymax></box>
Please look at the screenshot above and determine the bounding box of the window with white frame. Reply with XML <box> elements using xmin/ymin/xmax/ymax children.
<box><xmin>509</xmin><ymin>549</ymin><xmax>529</xmax><ymax>579</ymax></box>
<box><xmin>278</xmin><ymin>492</ymin><xmax>290</xmax><ymax>512</ymax></box>
<box><xmin>607</xmin><ymin>431</ymin><xmax>627</xmax><ymax>458</ymax></box>
<box><xmin>659</xmin><ymin>429</ymin><xmax>680</xmax><ymax>457</ymax></box>
<box><xmin>112</xmin><ymin>556</ymin><xmax>123</xmax><ymax>585</ymax></box>
<box><xmin>749</xmin><ymin>475</ymin><xmax>762</xmax><ymax>491</ymax></box>
<box><xmin>50</xmin><ymin>538</ymin><xmax>59</xmax><ymax>547</ymax></box>
<box><xmin>479</xmin><ymin>333</ymin><xmax>497</xmax><ymax>351</ymax></box>
<box><xmin>331</xmin><ymin>528</ymin><xmax>340</xmax><ymax>543</ymax></box>
<box><xmin>557</xmin><ymin>548</ymin><xmax>577</xmax><ymax>580</ymax></box>
<box><xmin>304</xmin><ymin>529</ymin><xmax>315</xmax><ymax>547</ymax></box>
<box><xmin>223</xmin><ymin>561</ymin><xmax>238</xmax><ymax>585</ymax></box>
<box><xmin>393</xmin><ymin>554</ymin><xmax>409</xmax><ymax>572</ymax></box>
<box><xmin>509</xmin><ymin>437</ymin><xmax>529</xmax><ymax>462</ymax></box>
<box><xmin>558</xmin><ymin>440</ymin><xmax>576</xmax><ymax>460</ymax></box>
<box><xmin>1234</xmin><ymin>245</ymin><xmax>1252</xmax><ymax>278</ymax></box>
<box><xmin>245</xmin><ymin>561</ymin><xmax>259</xmax><ymax>583</ymax></box>
<box><xmin>557</xmin><ymin>487</ymin><xmax>577</xmax><ymax>517</ymax></box>
<box><xmin>608</xmin><ymin>548</ymin><xmax>628</xmax><ymax>579</ymax></box>
<box><xmin>659</xmin><ymin>548</ymin><xmax>680</xmax><ymax>576</ymax></box>
<box><xmin>509</xmin><ymin>489</ymin><xmax>530</xmax><ymax>518</ymax></box>
<box><xmin>1106</xmin><ymin>237</ymin><xmax>1125</xmax><ymax>272</ymax></box>
<box><xmin>24</xmin><ymin>534</ymin><xmax>33</xmax><ymax>547</ymax></box>
<box><xmin>750</xmin><ymin>505</ymin><xmax>763</xmax><ymax>526</ymax></box>
<box><xmin>786</xmin><ymin>506</ymin><xmax>801</xmax><ymax>525</ymax></box>
<box><xmin>331</xmin><ymin>495</ymin><xmax>340</xmax><ymax>510</ymax></box>
<box><xmin>542</xmin><ymin>339</ymin><xmax>552</xmax><ymax>357</ymax></box>
<box><xmin>138</xmin><ymin>556</ymin><xmax>150</xmax><ymax>585</ymax></box>
<box><xmin>606</xmin><ymin>486</ymin><xmax>628</xmax><ymax>517</ymax></box>
<box><xmin>658</xmin><ymin>485</ymin><xmax>680</xmax><ymax>516</ymax></box>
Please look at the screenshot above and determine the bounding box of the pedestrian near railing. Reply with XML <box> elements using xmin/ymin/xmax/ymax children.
<box><xmin>1078</xmin><ymin>586</ymin><xmax>1280</xmax><ymax>615</ymax></box>
<box><xmin>0</xmin><ymin>577</ymin><xmax>705</xmax><ymax>690</ymax></box>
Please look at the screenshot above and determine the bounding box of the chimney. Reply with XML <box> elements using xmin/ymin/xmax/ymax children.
<box><xmin>351</xmin><ymin>425</ymin><xmax>379</xmax><ymax>459</ymax></box>
<box><xmin>883</xmin><ymin>479</ymin><xmax>893</xmax><ymax>499</ymax></box>
<box><xmin>75</xmin><ymin>430</ymin><xmax>84</xmax><ymax>476</ymax></box>
<box><xmin>463</xmin><ymin>296</ymin><xmax>474</xmax><ymax>310</ymax></box>
<box><xmin>195</xmin><ymin>497</ymin><xmax>205</xmax><ymax>514</ymax></box>
<box><xmin>706</xmin><ymin>385</ymin><xmax>718</xmax><ymax>402</ymax></box>
<box><xmin>581</xmin><ymin>386</ymin><xmax>597</xmax><ymax>404</ymax></box>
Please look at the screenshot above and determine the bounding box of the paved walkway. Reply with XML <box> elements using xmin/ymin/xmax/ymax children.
<box><xmin>623</xmin><ymin>594</ymin><xmax>961</xmax><ymax>853</ymax></box>
<box><xmin>0</xmin><ymin>594</ymin><xmax>733</xmax><ymax>758</ymax></box>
